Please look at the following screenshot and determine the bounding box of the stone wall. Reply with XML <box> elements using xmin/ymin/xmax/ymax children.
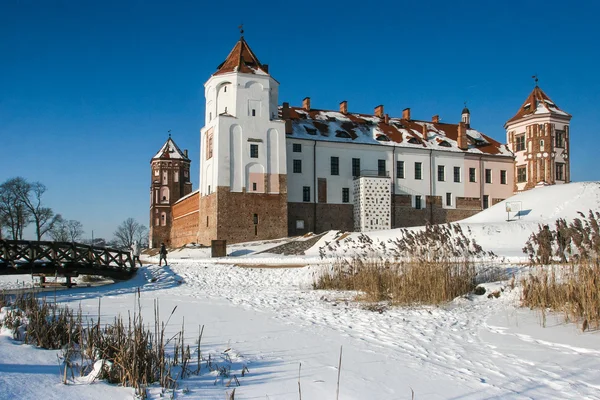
<box><xmin>288</xmin><ymin>202</ymin><xmax>354</xmax><ymax>236</ymax></box>
<box><xmin>171</xmin><ymin>191</ymin><xmax>200</xmax><ymax>247</ymax></box>
<box><xmin>393</xmin><ymin>195</ymin><xmax>483</xmax><ymax>227</ymax></box>
<box><xmin>212</xmin><ymin>175</ymin><xmax>288</xmax><ymax>244</ymax></box>
<box><xmin>197</xmin><ymin>192</ymin><xmax>218</xmax><ymax>246</ymax></box>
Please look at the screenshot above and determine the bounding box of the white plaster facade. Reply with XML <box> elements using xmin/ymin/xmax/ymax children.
<box><xmin>200</xmin><ymin>69</ymin><xmax>286</xmax><ymax>196</ymax></box>
<box><xmin>353</xmin><ymin>176</ymin><xmax>392</xmax><ymax>232</ymax></box>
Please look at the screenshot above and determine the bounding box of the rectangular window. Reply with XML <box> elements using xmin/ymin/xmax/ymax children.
<box><xmin>556</xmin><ymin>163</ymin><xmax>565</xmax><ymax>181</ymax></box>
<box><xmin>517</xmin><ymin>166</ymin><xmax>527</xmax><ymax>183</ymax></box>
<box><xmin>293</xmin><ymin>143</ymin><xmax>302</xmax><ymax>152</ymax></box>
<box><xmin>252</xmin><ymin>182</ymin><xmax>257</xmax><ymax>191</ymax></box>
<box><xmin>252</xmin><ymin>109</ymin><xmax>256</xmax><ymax>116</ymax></box>
<box><xmin>331</xmin><ymin>156</ymin><xmax>339</xmax><ymax>175</ymax></box>
<box><xmin>415</xmin><ymin>162</ymin><xmax>422</xmax><ymax>180</ymax></box>
<box><xmin>446</xmin><ymin>192</ymin><xmax>452</xmax><ymax>206</ymax></box>
<box><xmin>500</xmin><ymin>170</ymin><xmax>507</xmax><ymax>185</ymax></box>
<box><xmin>250</xmin><ymin>144</ymin><xmax>259</xmax><ymax>158</ymax></box>
<box><xmin>485</xmin><ymin>169</ymin><xmax>492</xmax><ymax>184</ymax></box>
<box><xmin>206</xmin><ymin>133</ymin><xmax>214</xmax><ymax>159</ymax></box>
<box><xmin>437</xmin><ymin>165</ymin><xmax>445</xmax><ymax>182</ymax></box>
<box><xmin>303</xmin><ymin>186</ymin><xmax>310</xmax><ymax>202</ymax></box>
<box><xmin>378</xmin><ymin>159</ymin><xmax>386</xmax><ymax>176</ymax></box>
<box><xmin>555</xmin><ymin>130</ymin><xmax>565</xmax><ymax>148</ymax></box>
<box><xmin>253</xmin><ymin>214</ymin><xmax>259</xmax><ymax>224</ymax></box>
<box><xmin>469</xmin><ymin>167</ymin><xmax>476</xmax><ymax>183</ymax></box>
<box><xmin>342</xmin><ymin>188</ymin><xmax>350</xmax><ymax>203</ymax></box>
<box><xmin>415</xmin><ymin>195</ymin><xmax>422</xmax><ymax>210</ymax></box>
<box><xmin>352</xmin><ymin>158</ymin><xmax>360</xmax><ymax>177</ymax></box>
<box><xmin>293</xmin><ymin>159</ymin><xmax>302</xmax><ymax>173</ymax></box>
<box><xmin>483</xmin><ymin>195</ymin><xmax>489</xmax><ymax>209</ymax></box>
<box><xmin>453</xmin><ymin>166</ymin><xmax>461</xmax><ymax>183</ymax></box>
<box><xmin>396</xmin><ymin>161</ymin><xmax>405</xmax><ymax>179</ymax></box>
<box><xmin>515</xmin><ymin>135</ymin><xmax>525</xmax><ymax>152</ymax></box>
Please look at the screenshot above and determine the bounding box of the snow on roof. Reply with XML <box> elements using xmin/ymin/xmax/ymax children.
<box><xmin>506</xmin><ymin>86</ymin><xmax>571</xmax><ymax>125</ymax></box>
<box><xmin>281</xmin><ymin>107</ymin><xmax>512</xmax><ymax>156</ymax></box>
<box><xmin>174</xmin><ymin>189</ymin><xmax>199</xmax><ymax>205</ymax></box>
<box><xmin>152</xmin><ymin>137</ymin><xmax>189</xmax><ymax>161</ymax></box>
<box><xmin>213</xmin><ymin>37</ymin><xmax>269</xmax><ymax>76</ymax></box>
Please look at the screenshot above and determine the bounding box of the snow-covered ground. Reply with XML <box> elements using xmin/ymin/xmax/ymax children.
<box><xmin>2</xmin><ymin>182</ymin><xmax>600</xmax><ymax>399</ymax></box>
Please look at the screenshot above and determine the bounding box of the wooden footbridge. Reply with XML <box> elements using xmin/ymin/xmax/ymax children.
<box><xmin>0</xmin><ymin>240</ymin><xmax>137</xmax><ymax>285</ymax></box>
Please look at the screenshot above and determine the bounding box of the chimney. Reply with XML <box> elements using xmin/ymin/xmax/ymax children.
<box><xmin>458</xmin><ymin>121</ymin><xmax>468</xmax><ymax>150</ymax></box>
<box><xmin>184</xmin><ymin>149</ymin><xmax>188</xmax><ymax>158</ymax></box>
<box><xmin>422</xmin><ymin>124</ymin><xmax>428</xmax><ymax>141</ymax></box>
<box><xmin>374</xmin><ymin>105</ymin><xmax>384</xmax><ymax>118</ymax></box>
<box><xmin>282</xmin><ymin>102</ymin><xmax>292</xmax><ymax>134</ymax></box>
<box><xmin>303</xmin><ymin>97</ymin><xmax>311</xmax><ymax>111</ymax></box>
<box><xmin>432</xmin><ymin>115</ymin><xmax>440</xmax><ymax>123</ymax></box>
<box><xmin>384</xmin><ymin>113</ymin><xmax>389</xmax><ymax>124</ymax></box>
<box><xmin>340</xmin><ymin>100</ymin><xmax>348</xmax><ymax>114</ymax></box>
<box><xmin>262</xmin><ymin>64</ymin><xmax>269</xmax><ymax>73</ymax></box>
<box><xmin>402</xmin><ymin>108</ymin><xmax>411</xmax><ymax>120</ymax></box>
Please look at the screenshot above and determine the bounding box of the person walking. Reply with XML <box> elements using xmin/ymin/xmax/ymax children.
<box><xmin>130</xmin><ymin>240</ymin><xmax>143</xmax><ymax>267</ymax></box>
<box><xmin>159</xmin><ymin>242</ymin><xmax>168</xmax><ymax>266</ymax></box>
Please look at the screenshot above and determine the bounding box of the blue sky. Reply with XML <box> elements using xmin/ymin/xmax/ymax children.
<box><xmin>1</xmin><ymin>0</ymin><xmax>598</xmax><ymax>240</ymax></box>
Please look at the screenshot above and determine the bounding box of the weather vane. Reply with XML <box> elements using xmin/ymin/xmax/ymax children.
<box><xmin>168</xmin><ymin>129</ymin><xmax>171</xmax><ymax>138</ymax></box>
<box><xmin>532</xmin><ymin>74</ymin><xmax>539</xmax><ymax>86</ymax></box>
<box><xmin>238</xmin><ymin>23</ymin><xmax>244</xmax><ymax>37</ymax></box>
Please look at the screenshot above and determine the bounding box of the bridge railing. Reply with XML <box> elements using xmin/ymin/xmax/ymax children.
<box><xmin>0</xmin><ymin>240</ymin><xmax>136</xmax><ymax>278</ymax></box>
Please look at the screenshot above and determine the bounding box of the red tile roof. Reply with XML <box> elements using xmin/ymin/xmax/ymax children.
<box><xmin>213</xmin><ymin>37</ymin><xmax>268</xmax><ymax>76</ymax></box>
<box><xmin>505</xmin><ymin>86</ymin><xmax>571</xmax><ymax>125</ymax></box>
<box><xmin>281</xmin><ymin>106</ymin><xmax>512</xmax><ymax>156</ymax></box>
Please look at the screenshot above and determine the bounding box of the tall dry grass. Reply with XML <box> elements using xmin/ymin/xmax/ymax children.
<box><xmin>521</xmin><ymin>210</ymin><xmax>600</xmax><ymax>330</ymax></box>
<box><xmin>315</xmin><ymin>223</ymin><xmax>498</xmax><ymax>305</ymax></box>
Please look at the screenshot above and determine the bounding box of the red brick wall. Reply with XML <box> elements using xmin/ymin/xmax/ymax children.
<box><xmin>197</xmin><ymin>192</ymin><xmax>218</xmax><ymax>246</ymax></box>
<box><xmin>171</xmin><ymin>192</ymin><xmax>200</xmax><ymax>247</ymax></box>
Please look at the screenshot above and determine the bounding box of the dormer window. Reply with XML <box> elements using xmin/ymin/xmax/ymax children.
<box><xmin>376</xmin><ymin>135</ymin><xmax>390</xmax><ymax>141</ymax></box>
<box><xmin>439</xmin><ymin>141</ymin><xmax>451</xmax><ymax>147</ymax></box>
<box><xmin>304</xmin><ymin>126</ymin><xmax>317</xmax><ymax>135</ymax></box>
<box><xmin>336</xmin><ymin>130</ymin><xmax>351</xmax><ymax>139</ymax></box>
<box><xmin>408</xmin><ymin>137</ymin><xmax>421</xmax><ymax>144</ymax></box>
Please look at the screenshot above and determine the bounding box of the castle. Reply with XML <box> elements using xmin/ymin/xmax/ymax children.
<box><xmin>149</xmin><ymin>37</ymin><xmax>571</xmax><ymax>248</ymax></box>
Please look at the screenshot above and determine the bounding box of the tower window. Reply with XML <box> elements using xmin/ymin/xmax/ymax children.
<box><xmin>250</xmin><ymin>144</ymin><xmax>259</xmax><ymax>158</ymax></box>
<box><xmin>515</xmin><ymin>135</ymin><xmax>525</xmax><ymax>151</ymax></box>
<box><xmin>252</xmin><ymin>109</ymin><xmax>256</xmax><ymax>116</ymax></box>
<box><xmin>540</xmin><ymin>139</ymin><xmax>545</xmax><ymax>148</ymax></box>
<box><xmin>556</xmin><ymin>163</ymin><xmax>565</xmax><ymax>181</ymax></box>
<box><xmin>555</xmin><ymin>130</ymin><xmax>565</xmax><ymax>148</ymax></box>
<box><xmin>253</xmin><ymin>214</ymin><xmax>259</xmax><ymax>224</ymax></box>
<box><xmin>517</xmin><ymin>166</ymin><xmax>527</xmax><ymax>183</ymax></box>
<box><xmin>252</xmin><ymin>182</ymin><xmax>257</xmax><ymax>191</ymax></box>
<box><xmin>224</xmin><ymin>86</ymin><xmax>227</xmax><ymax>92</ymax></box>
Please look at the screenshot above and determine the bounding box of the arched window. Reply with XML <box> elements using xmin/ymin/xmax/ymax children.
<box><xmin>160</xmin><ymin>187</ymin><xmax>170</xmax><ymax>203</ymax></box>
<box><xmin>161</xmin><ymin>212</ymin><xmax>167</xmax><ymax>226</ymax></box>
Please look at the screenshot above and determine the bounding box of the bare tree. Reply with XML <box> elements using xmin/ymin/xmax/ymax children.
<box><xmin>0</xmin><ymin>177</ymin><xmax>31</xmax><ymax>240</ymax></box>
<box><xmin>49</xmin><ymin>217</ymin><xmax>69</xmax><ymax>242</ymax></box>
<box><xmin>113</xmin><ymin>218</ymin><xmax>147</xmax><ymax>249</ymax></box>
<box><xmin>15</xmin><ymin>180</ymin><xmax>60</xmax><ymax>241</ymax></box>
<box><xmin>67</xmin><ymin>220</ymin><xmax>84</xmax><ymax>242</ymax></box>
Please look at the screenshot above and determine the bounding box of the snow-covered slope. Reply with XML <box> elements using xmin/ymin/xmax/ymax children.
<box><xmin>459</xmin><ymin>181</ymin><xmax>600</xmax><ymax>259</ymax></box>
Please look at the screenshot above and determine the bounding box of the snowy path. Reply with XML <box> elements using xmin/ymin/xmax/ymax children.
<box><xmin>171</xmin><ymin>262</ymin><xmax>600</xmax><ymax>399</ymax></box>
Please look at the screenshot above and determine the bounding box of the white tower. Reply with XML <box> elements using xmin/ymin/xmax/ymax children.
<box><xmin>197</xmin><ymin>36</ymin><xmax>288</xmax><ymax>244</ymax></box>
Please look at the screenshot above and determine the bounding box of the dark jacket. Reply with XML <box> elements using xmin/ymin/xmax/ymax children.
<box><xmin>159</xmin><ymin>244</ymin><xmax>167</xmax><ymax>256</ymax></box>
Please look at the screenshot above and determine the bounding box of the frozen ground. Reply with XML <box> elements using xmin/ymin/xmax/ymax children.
<box><xmin>1</xmin><ymin>182</ymin><xmax>600</xmax><ymax>399</ymax></box>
